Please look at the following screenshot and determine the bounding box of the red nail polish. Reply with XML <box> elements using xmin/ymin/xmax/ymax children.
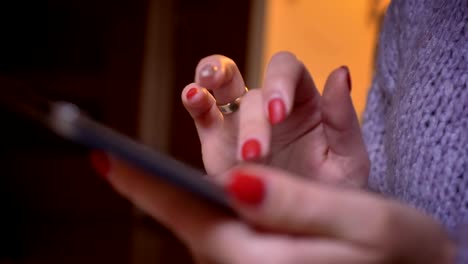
<box><xmin>268</xmin><ymin>98</ymin><xmax>286</xmax><ymax>125</ymax></box>
<box><xmin>241</xmin><ymin>139</ymin><xmax>261</xmax><ymax>161</ymax></box>
<box><xmin>226</xmin><ymin>171</ymin><xmax>265</xmax><ymax>205</ymax></box>
<box><xmin>186</xmin><ymin>87</ymin><xmax>198</xmax><ymax>100</ymax></box>
<box><xmin>90</xmin><ymin>150</ymin><xmax>110</xmax><ymax>179</ymax></box>
<box><xmin>341</xmin><ymin>66</ymin><xmax>351</xmax><ymax>92</ymax></box>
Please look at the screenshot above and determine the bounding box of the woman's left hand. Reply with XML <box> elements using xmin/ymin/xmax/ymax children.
<box><xmin>104</xmin><ymin>158</ymin><xmax>455</xmax><ymax>264</ymax></box>
<box><xmin>182</xmin><ymin>53</ymin><xmax>369</xmax><ymax>188</ymax></box>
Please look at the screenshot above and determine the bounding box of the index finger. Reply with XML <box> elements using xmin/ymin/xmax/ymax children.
<box><xmin>222</xmin><ymin>164</ymin><xmax>445</xmax><ymax>251</ymax></box>
<box><xmin>262</xmin><ymin>51</ymin><xmax>321</xmax><ymax>125</ymax></box>
<box><xmin>92</xmin><ymin>153</ymin><xmax>281</xmax><ymax>263</ymax></box>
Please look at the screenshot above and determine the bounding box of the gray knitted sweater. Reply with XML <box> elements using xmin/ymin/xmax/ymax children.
<box><xmin>362</xmin><ymin>0</ymin><xmax>468</xmax><ymax>259</ymax></box>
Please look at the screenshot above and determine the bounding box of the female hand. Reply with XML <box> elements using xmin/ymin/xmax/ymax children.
<box><xmin>182</xmin><ymin>52</ymin><xmax>368</xmax><ymax>188</ymax></box>
<box><xmin>101</xmin><ymin>158</ymin><xmax>455</xmax><ymax>264</ymax></box>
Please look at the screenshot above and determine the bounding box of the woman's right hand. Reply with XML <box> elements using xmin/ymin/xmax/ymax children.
<box><xmin>99</xmin><ymin>158</ymin><xmax>455</xmax><ymax>264</ymax></box>
<box><xmin>182</xmin><ymin>52</ymin><xmax>369</xmax><ymax>188</ymax></box>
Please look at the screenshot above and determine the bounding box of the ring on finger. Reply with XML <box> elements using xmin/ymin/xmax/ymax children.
<box><xmin>217</xmin><ymin>87</ymin><xmax>249</xmax><ymax>115</ymax></box>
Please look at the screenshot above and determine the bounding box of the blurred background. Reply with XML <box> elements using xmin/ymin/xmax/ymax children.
<box><xmin>0</xmin><ymin>0</ymin><xmax>388</xmax><ymax>263</ymax></box>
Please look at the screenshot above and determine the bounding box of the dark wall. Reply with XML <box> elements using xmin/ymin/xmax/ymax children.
<box><xmin>170</xmin><ymin>0</ymin><xmax>252</xmax><ymax>168</ymax></box>
<box><xmin>0</xmin><ymin>0</ymin><xmax>252</xmax><ymax>263</ymax></box>
<box><xmin>0</xmin><ymin>0</ymin><xmax>147</xmax><ymax>263</ymax></box>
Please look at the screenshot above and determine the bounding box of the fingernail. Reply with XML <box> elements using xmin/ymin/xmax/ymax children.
<box><xmin>268</xmin><ymin>98</ymin><xmax>286</xmax><ymax>125</ymax></box>
<box><xmin>90</xmin><ymin>150</ymin><xmax>110</xmax><ymax>179</ymax></box>
<box><xmin>226</xmin><ymin>171</ymin><xmax>265</xmax><ymax>206</ymax></box>
<box><xmin>341</xmin><ymin>65</ymin><xmax>351</xmax><ymax>92</ymax></box>
<box><xmin>186</xmin><ymin>87</ymin><xmax>198</xmax><ymax>100</ymax></box>
<box><xmin>241</xmin><ymin>139</ymin><xmax>261</xmax><ymax>161</ymax></box>
<box><xmin>200</xmin><ymin>64</ymin><xmax>218</xmax><ymax>79</ymax></box>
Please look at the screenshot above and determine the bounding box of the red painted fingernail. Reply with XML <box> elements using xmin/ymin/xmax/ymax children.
<box><xmin>90</xmin><ymin>150</ymin><xmax>110</xmax><ymax>179</ymax></box>
<box><xmin>341</xmin><ymin>65</ymin><xmax>351</xmax><ymax>92</ymax></box>
<box><xmin>226</xmin><ymin>171</ymin><xmax>265</xmax><ymax>205</ymax></box>
<box><xmin>268</xmin><ymin>98</ymin><xmax>286</xmax><ymax>125</ymax></box>
<box><xmin>186</xmin><ymin>87</ymin><xmax>198</xmax><ymax>100</ymax></box>
<box><xmin>241</xmin><ymin>139</ymin><xmax>261</xmax><ymax>161</ymax></box>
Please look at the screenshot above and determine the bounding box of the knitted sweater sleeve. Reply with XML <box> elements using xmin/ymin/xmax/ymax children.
<box><xmin>362</xmin><ymin>1</ymin><xmax>468</xmax><ymax>262</ymax></box>
<box><xmin>453</xmin><ymin>221</ymin><xmax>468</xmax><ymax>263</ymax></box>
<box><xmin>362</xmin><ymin>1</ymin><xmax>399</xmax><ymax>195</ymax></box>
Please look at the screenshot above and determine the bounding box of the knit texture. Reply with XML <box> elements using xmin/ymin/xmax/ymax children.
<box><xmin>362</xmin><ymin>0</ymin><xmax>468</xmax><ymax>259</ymax></box>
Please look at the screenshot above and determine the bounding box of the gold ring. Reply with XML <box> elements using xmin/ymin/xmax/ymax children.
<box><xmin>217</xmin><ymin>87</ymin><xmax>248</xmax><ymax>115</ymax></box>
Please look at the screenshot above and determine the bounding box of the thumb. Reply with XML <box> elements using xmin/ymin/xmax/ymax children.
<box><xmin>321</xmin><ymin>66</ymin><xmax>364</xmax><ymax>156</ymax></box>
<box><xmin>321</xmin><ymin>66</ymin><xmax>369</xmax><ymax>183</ymax></box>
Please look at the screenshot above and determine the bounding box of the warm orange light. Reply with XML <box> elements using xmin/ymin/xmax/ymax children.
<box><xmin>263</xmin><ymin>0</ymin><xmax>390</xmax><ymax>118</ymax></box>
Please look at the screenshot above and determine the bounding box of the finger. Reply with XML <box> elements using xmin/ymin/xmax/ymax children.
<box><xmin>321</xmin><ymin>66</ymin><xmax>370</xmax><ymax>186</ymax></box>
<box><xmin>222</xmin><ymin>164</ymin><xmax>412</xmax><ymax>248</ymax></box>
<box><xmin>273</xmin><ymin>239</ymin><xmax>379</xmax><ymax>264</ymax></box>
<box><xmin>262</xmin><ymin>51</ymin><xmax>321</xmax><ymax>125</ymax></box>
<box><xmin>100</xmin><ymin>155</ymin><xmax>272</xmax><ymax>263</ymax></box>
<box><xmin>193</xmin><ymin>230</ymin><xmax>377</xmax><ymax>264</ymax></box>
<box><xmin>237</xmin><ymin>89</ymin><xmax>271</xmax><ymax>161</ymax></box>
<box><xmin>100</xmin><ymin>153</ymin><xmax>231</xmax><ymax>245</ymax></box>
<box><xmin>322</xmin><ymin>66</ymin><xmax>368</xmax><ymax>158</ymax></box>
<box><xmin>195</xmin><ymin>55</ymin><xmax>246</xmax><ymax>106</ymax></box>
<box><xmin>181</xmin><ymin>82</ymin><xmax>223</xmax><ymax>138</ymax></box>
<box><xmin>225</xmin><ymin>164</ymin><xmax>454</xmax><ymax>264</ymax></box>
<box><xmin>206</xmin><ymin>236</ymin><xmax>377</xmax><ymax>264</ymax></box>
